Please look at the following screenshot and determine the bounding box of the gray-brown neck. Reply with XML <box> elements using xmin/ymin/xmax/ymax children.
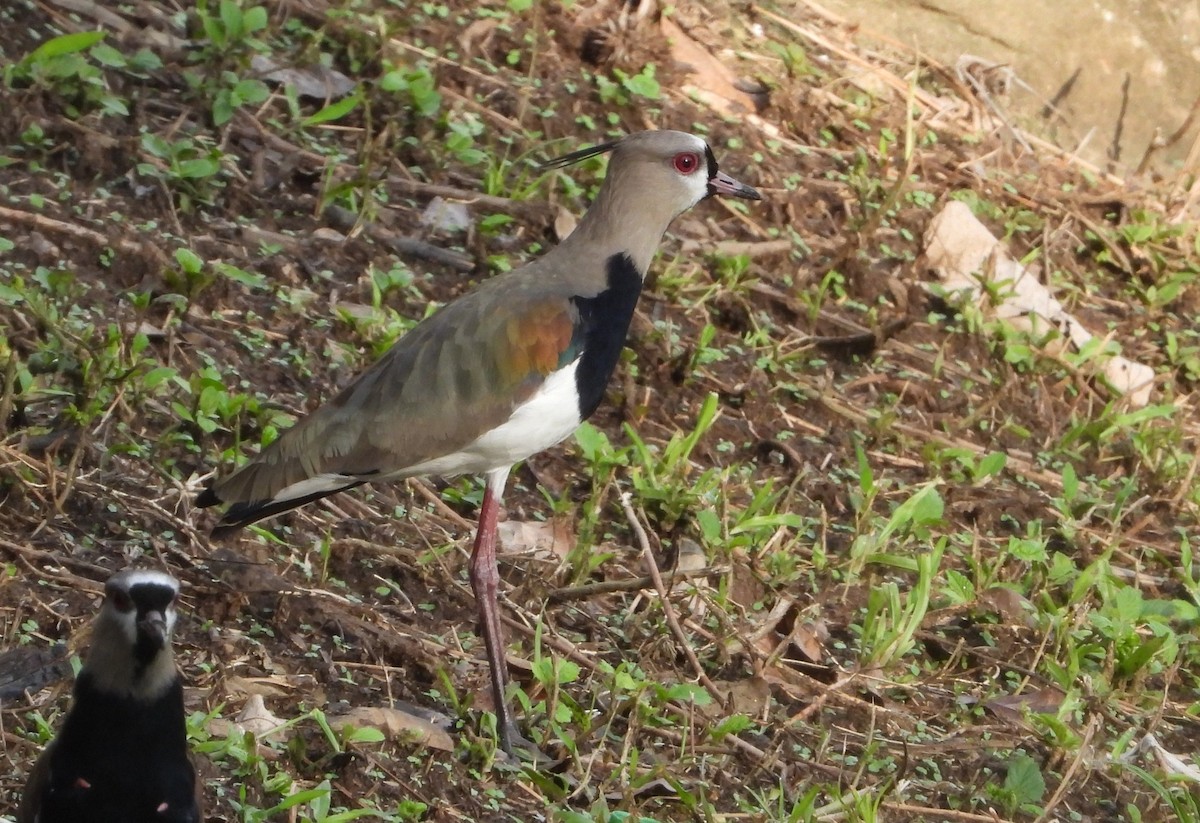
<box><xmin>84</xmin><ymin>614</ymin><xmax>178</xmax><ymax>702</ymax></box>
<box><xmin>557</xmin><ymin>161</ymin><xmax>687</xmax><ymax>276</ymax></box>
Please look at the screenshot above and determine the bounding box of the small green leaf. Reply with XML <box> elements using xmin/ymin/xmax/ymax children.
<box><xmin>219</xmin><ymin>0</ymin><xmax>243</xmax><ymax>40</ymax></box>
<box><xmin>201</xmin><ymin>13</ymin><xmax>225</xmax><ymax>47</ymax></box>
<box><xmin>271</xmin><ymin>786</ymin><xmax>328</xmax><ymax>813</ymax></box>
<box><xmin>479</xmin><ymin>214</ymin><xmax>513</xmax><ymax>231</ymax></box>
<box><xmin>663</xmin><ymin>683</ymin><xmax>712</xmax><ymax>704</ymax></box>
<box><xmin>177</xmin><ymin>157</ymin><xmax>220</xmax><ymax>179</ymax></box>
<box><xmin>342</xmin><ymin>725</ymin><xmax>385</xmax><ymax>744</ymax></box>
<box><xmin>242</xmin><ymin>5</ymin><xmax>268</xmax><ymax>33</ymax></box>
<box><xmin>709</xmin><ymin>713</ymin><xmax>753</xmax><ymax>740</ymax></box>
<box><xmin>211</xmin><ymin>93</ymin><xmax>234</xmax><ymax>126</ymax></box>
<box><xmin>90</xmin><ymin>43</ymin><xmax>127</xmax><ymax>68</ymax></box>
<box><xmin>379</xmin><ymin>70</ymin><xmax>405</xmax><ymax>92</ymax></box>
<box><xmin>128</xmin><ymin>48</ymin><xmax>163</xmax><ymax>73</ymax></box>
<box><xmin>975</xmin><ymin>450</ymin><xmax>1006</xmax><ymax>479</ymax></box>
<box><xmin>142</xmin><ymin>367</ymin><xmax>178</xmax><ymax>391</ymax></box>
<box><xmin>234</xmin><ymin>78</ymin><xmax>270</xmax><ymax>105</ymax></box>
<box><xmin>574</xmin><ymin>423</ymin><xmax>612</xmax><ymax>462</ymax></box>
<box><xmin>140</xmin><ymin>132</ymin><xmax>171</xmax><ymax>159</ymax></box>
<box><xmin>1004</xmin><ymin>753</ymin><xmax>1046</xmax><ymax>806</ymax></box>
<box><xmin>213</xmin><ymin>262</ymin><xmax>266</xmax><ymax>289</ymax></box>
<box><xmin>27</xmin><ymin>31</ymin><xmax>106</xmax><ymax>63</ymax></box>
<box><xmin>695</xmin><ymin>508</ymin><xmax>721</xmax><ymax>544</ymax></box>
<box><xmin>174</xmin><ymin>248</ymin><xmax>204</xmax><ymax>274</ymax></box>
<box><xmin>731</xmin><ymin>513</ymin><xmax>806</xmax><ymax>534</ymax></box>
<box><xmin>621</xmin><ymin>67</ymin><xmax>660</xmax><ymax>99</ymax></box>
<box><xmin>302</xmin><ymin>92</ymin><xmax>362</xmax><ymax>127</ymax></box>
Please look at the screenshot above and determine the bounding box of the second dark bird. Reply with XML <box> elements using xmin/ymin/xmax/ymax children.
<box><xmin>18</xmin><ymin>569</ymin><xmax>200</xmax><ymax>823</ymax></box>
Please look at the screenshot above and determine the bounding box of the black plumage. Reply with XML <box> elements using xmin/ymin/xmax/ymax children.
<box><xmin>18</xmin><ymin>569</ymin><xmax>200</xmax><ymax>823</ymax></box>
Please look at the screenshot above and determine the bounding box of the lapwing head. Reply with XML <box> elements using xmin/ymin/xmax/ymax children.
<box><xmin>543</xmin><ymin>130</ymin><xmax>761</xmax><ymax>271</ymax></box>
<box><xmin>545</xmin><ymin>129</ymin><xmax>761</xmax><ymax>213</ymax></box>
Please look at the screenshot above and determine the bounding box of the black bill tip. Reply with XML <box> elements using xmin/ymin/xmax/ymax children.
<box><xmin>708</xmin><ymin>170</ymin><xmax>762</xmax><ymax>201</ymax></box>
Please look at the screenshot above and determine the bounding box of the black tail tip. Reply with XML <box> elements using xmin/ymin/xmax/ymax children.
<box><xmin>196</xmin><ymin>486</ymin><xmax>221</xmax><ymax>509</ymax></box>
<box><xmin>196</xmin><ymin>484</ymin><xmax>245</xmax><ymax>539</ymax></box>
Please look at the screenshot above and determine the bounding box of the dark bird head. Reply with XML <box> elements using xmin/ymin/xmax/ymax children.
<box><xmin>85</xmin><ymin>569</ymin><xmax>182</xmax><ymax>701</ymax></box>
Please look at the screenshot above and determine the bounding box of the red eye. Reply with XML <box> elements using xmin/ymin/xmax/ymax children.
<box><xmin>673</xmin><ymin>152</ymin><xmax>700</xmax><ymax>174</ymax></box>
<box><xmin>110</xmin><ymin>590</ymin><xmax>133</xmax><ymax>612</ymax></box>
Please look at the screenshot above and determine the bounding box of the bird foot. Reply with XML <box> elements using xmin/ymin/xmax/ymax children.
<box><xmin>497</xmin><ymin>722</ymin><xmax>556</xmax><ymax>768</ymax></box>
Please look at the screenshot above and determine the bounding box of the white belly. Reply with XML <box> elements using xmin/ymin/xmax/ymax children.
<box><xmin>403</xmin><ymin>358</ymin><xmax>584</xmax><ymax>477</ymax></box>
<box><xmin>265</xmin><ymin>361</ymin><xmax>585</xmax><ymax>507</ymax></box>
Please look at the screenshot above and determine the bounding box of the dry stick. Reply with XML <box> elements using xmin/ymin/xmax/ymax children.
<box><xmin>787</xmin><ymin>669</ymin><xmax>869</xmax><ymax>723</ymax></box>
<box><xmin>405</xmin><ymin>478</ymin><xmax>474</xmax><ymax>530</ymax></box>
<box><xmin>1140</xmin><ymin>94</ymin><xmax>1200</xmax><ymax>177</ymax></box>
<box><xmin>1108</xmin><ymin>73</ymin><xmax>1132</xmax><ymax>165</ymax></box>
<box><xmin>0</xmin><ymin>355</ymin><xmax>17</xmax><ymax>440</ymax></box>
<box><xmin>386</xmin><ymin>39</ymin><xmax>510</xmax><ymax>90</ymax></box>
<box><xmin>499</xmin><ymin>613</ymin><xmax>596</xmax><ymax>674</ymax></box>
<box><xmin>232</xmin><ymin>114</ymin><xmax>541</xmax><ymax>218</ymax></box>
<box><xmin>546</xmin><ymin>565</ymin><xmax>728</xmax><ymax>604</ymax></box>
<box><xmin>1170</xmin><ymin>133</ymin><xmax>1200</xmax><ymax>220</ymax></box>
<box><xmin>1034</xmin><ymin>713</ymin><xmax>1102</xmax><ymax>823</ymax></box>
<box><xmin>0</xmin><ymin>205</ymin><xmax>168</xmax><ymax>268</ymax></box>
<box><xmin>1171</xmin><ymin>437</ymin><xmax>1200</xmax><ymax>508</ymax></box>
<box><xmin>646</xmin><ymin>712</ymin><xmax>778</xmax><ymax>766</ymax></box>
<box><xmin>883</xmin><ymin>802</ymin><xmax>1009</xmax><ymax>823</ymax></box>
<box><xmin>618</xmin><ymin>492</ymin><xmax>719</xmax><ymax>699</ymax></box>
<box><xmin>0</xmin><ymin>537</ymin><xmax>111</xmax><ymax>581</ymax></box>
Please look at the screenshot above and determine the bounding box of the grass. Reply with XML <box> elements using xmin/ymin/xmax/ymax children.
<box><xmin>1</xmin><ymin>0</ymin><xmax>1199</xmax><ymax>820</ymax></box>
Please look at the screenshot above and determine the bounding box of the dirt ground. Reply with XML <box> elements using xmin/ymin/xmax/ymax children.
<box><xmin>1</xmin><ymin>0</ymin><xmax>1198</xmax><ymax>821</ymax></box>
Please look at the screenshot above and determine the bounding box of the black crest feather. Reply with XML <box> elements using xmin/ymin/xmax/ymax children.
<box><xmin>540</xmin><ymin>140</ymin><xmax>619</xmax><ymax>170</ymax></box>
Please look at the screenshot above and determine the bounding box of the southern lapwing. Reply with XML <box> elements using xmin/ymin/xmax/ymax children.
<box><xmin>18</xmin><ymin>569</ymin><xmax>200</xmax><ymax>823</ymax></box>
<box><xmin>197</xmin><ymin>129</ymin><xmax>761</xmax><ymax>755</ymax></box>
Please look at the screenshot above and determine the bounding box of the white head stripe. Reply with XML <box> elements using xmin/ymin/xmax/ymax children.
<box><xmin>111</xmin><ymin>568</ymin><xmax>180</xmax><ymax>593</ymax></box>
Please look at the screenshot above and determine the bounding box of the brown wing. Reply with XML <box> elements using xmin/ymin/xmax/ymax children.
<box><xmin>207</xmin><ymin>279</ymin><xmax>579</xmax><ymax>509</ymax></box>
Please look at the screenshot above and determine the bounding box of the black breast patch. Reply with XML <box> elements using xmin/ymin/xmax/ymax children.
<box><xmin>569</xmin><ymin>253</ymin><xmax>643</xmax><ymax>420</ymax></box>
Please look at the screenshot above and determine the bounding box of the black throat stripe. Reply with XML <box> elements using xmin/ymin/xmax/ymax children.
<box><xmin>568</xmin><ymin>253</ymin><xmax>643</xmax><ymax>421</ymax></box>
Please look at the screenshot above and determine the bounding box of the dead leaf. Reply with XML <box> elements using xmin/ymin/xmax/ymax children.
<box><xmin>207</xmin><ymin>694</ymin><xmax>288</xmax><ymax>744</ymax></box>
<box><xmin>662</xmin><ymin>18</ymin><xmax>759</xmax><ymax>115</ymax></box>
<box><xmin>604</xmin><ymin>777</ymin><xmax>679</xmax><ymax>802</ymax></box>
<box><xmin>978</xmin><ymin>586</ymin><xmax>1036</xmax><ymax>628</ymax></box>
<box><xmin>223</xmin><ymin>674</ymin><xmax>312</xmax><ymax>699</ymax></box>
<box><xmin>497</xmin><ymin>517</ymin><xmax>575</xmax><ymax>559</ymax></box>
<box><xmin>458</xmin><ymin>17</ymin><xmax>498</xmax><ymax>54</ymax></box>
<box><xmin>984</xmin><ymin>687</ymin><xmax>1067</xmax><ymax>723</ymax></box>
<box><xmin>707</xmin><ymin>676</ymin><xmax>771</xmax><ymax>719</ymax></box>
<box><xmin>673</xmin><ymin>538</ymin><xmax>707</xmax><ymax>575</ymax></box>
<box><xmin>421</xmin><ymin>197</ymin><xmax>472</xmax><ymax>233</ymax></box>
<box><xmin>790</xmin><ymin>618</ymin><xmax>827</xmax><ymax>663</ymax></box>
<box><xmin>250</xmin><ymin>55</ymin><xmax>356</xmax><ymax>99</ymax></box>
<box><xmin>925</xmin><ymin>201</ymin><xmax>1154</xmax><ymax>406</ymax></box>
<box><xmin>236</xmin><ymin>694</ymin><xmax>287</xmax><ymax>738</ymax></box>
<box><xmin>328</xmin><ymin>705</ymin><xmax>455</xmax><ymax>751</ymax></box>
<box><xmin>1125</xmin><ymin>734</ymin><xmax>1200</xmax><ymax>783</ymax></box>
<box><xmin>553</xmin><ymin>205</ymin><xmax>578</xmax><ymax>241</ymax></box>
<box><xmin>311</xmin><ymin>227</ymin><xmax>346</xmax><ymax>243</ymax></box>
<box><xmin>728</xmin><ymin>561</ymin><xmax>766</xmax><ymax>613</ymax></box>
<box><xmin>657</xmin><ymin>538</ymin><xmax>711</xmax><ymax>619</ymax></box>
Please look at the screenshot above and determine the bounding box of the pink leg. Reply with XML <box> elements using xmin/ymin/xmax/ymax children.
<box><xmin>468</xmin><ymin>467</ymin><xmax>522</xmax><ymax>754</ymax></box>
